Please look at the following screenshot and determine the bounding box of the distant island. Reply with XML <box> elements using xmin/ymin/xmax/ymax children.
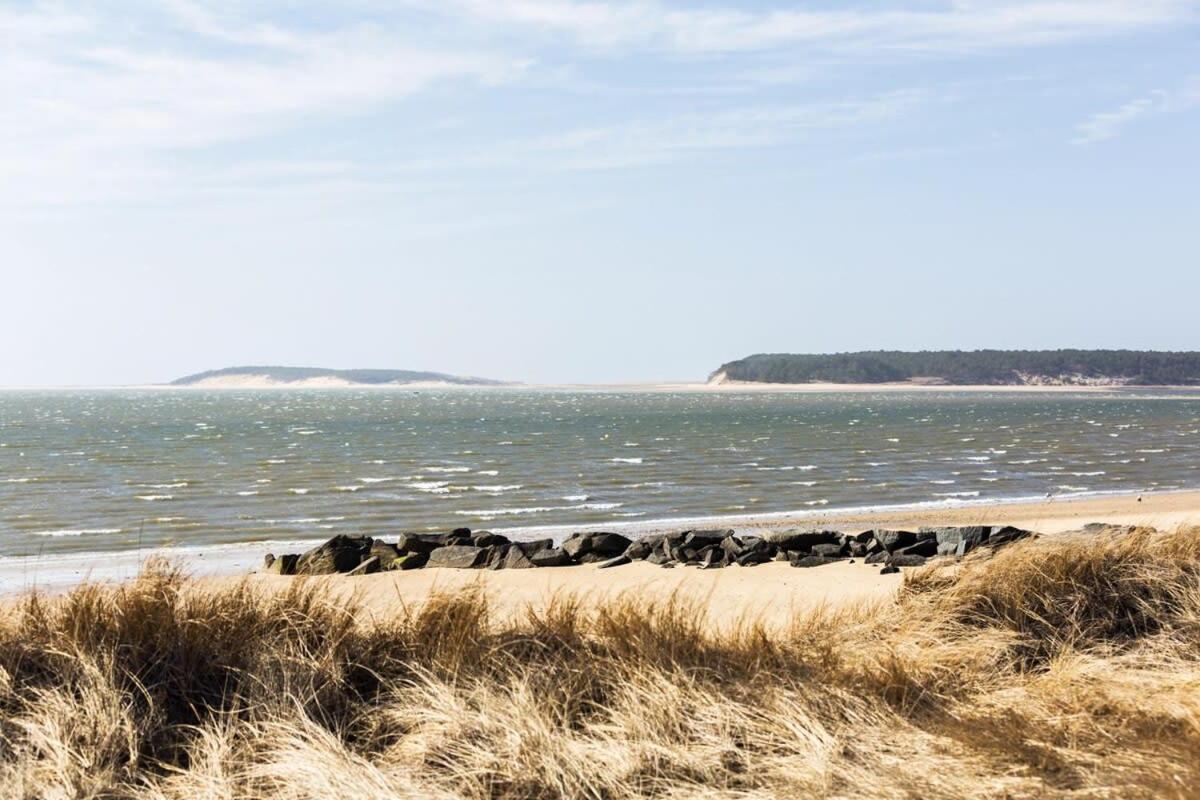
<box><xmin>171</xmin><ymin>366</ymin><xmax>507</xmax><ymax>388</ymax></box>
<box><xmin>710</xmin><ymin>350</ymin><xmax>1200</xmax><ymax>387</ymax></box>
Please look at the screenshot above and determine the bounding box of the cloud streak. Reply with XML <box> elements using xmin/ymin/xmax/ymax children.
<box><xmin>437</xmin><ymin>0</ymin><xmax>1198</xmax><ymax>53</ymax></box>
<box><xmin>1074</xmin><ymin>78</ymin><xmax>1200</xmax><ymax>143</ymax></box>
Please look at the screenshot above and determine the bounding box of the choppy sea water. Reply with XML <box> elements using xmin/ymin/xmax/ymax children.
<box><xmin>2</xmin><ymin>388</ymin><xmax>1199</xmax><ymax>588</ymax></box>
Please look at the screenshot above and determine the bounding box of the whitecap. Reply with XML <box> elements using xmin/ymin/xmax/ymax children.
<box><xmin>930</xmin><ymin>480</ymin><xmax>956</xmax><ymax>485</ymax></box>
<box><xmin>805</xmin><ymin>499</ymin><xmax>829</xmax><ymax>506</ymax></box>
<box><xmin>934</xmin><ymin>491</ymin><xmax>981</xmax><ymax>498</ymax></box>
<box><xmin>562</xmin><ymin>494</ymin><xmax>590</xmax><ymax>501</ymax></box>
<box><xmin>359</xmin><ymin>477</ymin><xmax>394</xmax><ymax>484</ymax></box>
<box><xmin>476</xmin><ymin>470</ymin><xmax>500</xmax><ymax>476</ymax></box>
<box><xmin>406</xmin><ymin>481</ymin><xmax>450</xmax><ymax>493</ymax></box>
<box><xmin>237</xmin><ymin>491</ymin><xmax>259</xmax><ymax>496</ymax></box>
<box><xmin>791</xmin><ymin>481</ymin><xmax>818</xmax><ymax>487</ymax></box>
<box><xmin>288</xmin><ymin>488</ymin><xmax>310</xmax><ymax>495</ymax></box>
<box><xmin>34</xmin><ymin>528</ymin><xmax>121</xmax><ymax>537</ymax></box>
<box><xmin>136</xmin><ymin>494</ymin><xmax>173</xmax><ymax>501</ymax></box>
<box><xmin>143</xmin><ymin>482</ymin><xmax>188</xmax><ymax>489</ymax></box>
<box><xmin>334</xmin><ymin>485</ymin><xmax>362</xmax><ymax>492</ymax></box>
<box><xmin>424</xmin><ymin>466</ymin><xmax>470</xmax><ymax>473</ymax></box>
<box><xmin>472</xmin><ymin>484</ymin><xmax>522</xmax><ymax>493</ymax></box>
<box><xmin>611</xmin><ymin>457</ymin><xmax>643</xmax><ymax>464</ymax></box>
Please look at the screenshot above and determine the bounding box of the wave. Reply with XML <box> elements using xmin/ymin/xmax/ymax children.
<box><xmin>359</xmin><ymin>477</ymin><xmax>395</xmax><ymax>484</ymax></box>
<box><xmin>237</xmin><ymin>490</ymin><xmax>259</xmax><ymax>496</ymax></box>
<box><xmin>33</xmin><ymin>528</ymin><xmax>121</xmax><ymax>537</ymax></box>
<box><xmin>611</xmin><ymin>457</ymin><xmax>643</xmax><ymax>464</ymax></box>
<box><xmin>334</xmin><ymin>485</ymin><xmax>362</xmax><ymax>492</ymax></box>
<box><xmin>933</xmin><ymin>491</ymin><xmax>981</xmax><ymax>498</ymax></box>
<box><xmin>456</xmin><ymin>501</ymin><xmax>624</xmax><ymax>518</ymax></box>
<box><xmin>136</xmin><ymin>494</ymin><xmax>173</xmax><ymax>501</ymax></box>
<box><xmin>424</xmin><ymin>466</ymin><xmax>470</xmax><ymax>473</ymax></box>
<box><xmin>472</xmin><ymin>485</ymin><xmax>523</xmax><ymax>493</ymax></box>
<box><xmin>288</xmin><ymin>488</ymin><xmax>310</xmax><ymax>495</ymax></box>
<box><xmin>405</xmin><ymin>481</ymin><xmax>451</xmax><ymax>494</ymax></box>
<box><xmin>142</xmin><ymin>482</ymin><xmax>188</xmax><ymax>489</ymax></box>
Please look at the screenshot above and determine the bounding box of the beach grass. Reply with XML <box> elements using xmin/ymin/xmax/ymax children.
<box><xmin>1</xmin><ymin>527</ymin><xmax>1199</xmax><ymax>798</ymax></box>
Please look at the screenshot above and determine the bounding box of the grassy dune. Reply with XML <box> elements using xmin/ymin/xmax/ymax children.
<box><xmin>2</xmin><ymin>528</ymin><xmax>1199</xmax><ymax>798</ymax></box>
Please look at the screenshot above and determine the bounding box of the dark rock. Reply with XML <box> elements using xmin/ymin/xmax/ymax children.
<box><xmin>597</xmin><ymin>554</ymin><xmax>632</xmax><ymax>569</ymax></box>
<box><xmin>880</xmin><ymin>565</ymin><xmax>900</xmax><ymax>575</ymax></box>
<box><xmin>849</xmin><ymin>530</ymin><xmax>876</xmax><ymax>544</ymax></box>
<box><xmin>660</xmin><ymin>561</ymin><xmax>676</xmax><ymax>568</ymax></box>
<box><xmin>395</xmin><ymin>533</ymin><xmax>450</xmax><ymax>554</ymax></box>
<box><xmin>500</xmin><ymin>545</ymin><xmax>535</xmax><ymax>570</ymax></box>
<box><xmin>296</xmin><ymin>535</ymin><xmax>374</xmax><ymax>575</ymax></box>
<box><xmin>890</xmin><ymin>554</ymin><xmax>928</xmax><ymax>567</ymax></box>
<box><xmin>864</xmin><ymin>550</ymin><xmax>889</xmax><ymax>565</ymax></box>
<box><xmin>764</xmin><ymin>529</ymin><xmax>842</xmax><ymax>551</ymax></box>
<box><xmin>562</xmin><ymin>531</ymin><xmax>633</xmax><ymax>561</ymax></box>
<box><xmin>720</xmin><ymin>535</ymin><xmax>745</xmax><ymax>557</ymax></box>
<box><xmin>624</xmin><ymin>534</ymin><xmax>665</xmax><ymax>560</ymax></box>
<box><xmin>645</xmin><ymin>550</ymin><xmax>670</xmax><ymax>566</ymax></box>
<box><xmin>346</xmin><ymin>556</ymin><xmax>381</xmax><ymax>576</ymax></box>
<box><xmin>871</xmin><ymin>529</ymin><xmax>917</xmax><ymax>553</ymax></box>
<box><xmin>472</xmin><ymin>531</ymin><xmax>510</xmax><ymax>548</ymax></box>
<box><xmin>896</xmin><ymin>539</ymin><xmax>938</xmax><ymax>558</ymax></box>
<box><xmin>791</xmin><ymin>555</ymin><xmax>840</xmax><ymax>568</ymax></box>
<box><xmin>266</xmin><ymin>553</ymin><xmax>298</xmax><ymax>575</ymax></box>
<box><xmin>811</xmin><ymin>542</ymin><xmax>848</xmax><ymax>558</ymax></box>
<box><xmin>848</xmin><ymin>541</ymin><xmax>869</xmax><ymax>558</ymax></box>
<box><xmin>773</xmin><ymin>550</ymin><xmax>791</xmax><ymax>562</ymax></box>
<box><xmin>529</xmin><ymin>547</ymin><xmax>573</xmax><ymax>567</ymax></box>
<box><xmin>427</xmin><ymin>545</ymin><xmax>488</xmax><ymax>569</ymax></box>
<box><xmin>685</xmin><ymin>529</ymin><xmax>733</xmax><ymax>548</ymax></box>
<box><xmin>370</xmin><ymin>541</ymin><xmax>402</xmax><ymax>570</ymax></box>
<box><xmin>989</xmin><ymin>526</ymin><xmax>1035</xmax><ymax>547</ymax></box>
<box><xmin>928</xmin><ymin>526</ymin><xmax>990</xmax><ymax>556</ymax></box>
<box><xmin>391</xmin><ymin>552</ymin><xmax>427</xmax><ymax>570</ymax></box>
<box><xmin>699</xmin><ymin>548</ymin><xmax>725</xmax><ymax>569</ymax></box>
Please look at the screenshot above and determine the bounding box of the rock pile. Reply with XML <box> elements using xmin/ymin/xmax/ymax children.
<box><xmin>263</xmin><ymin>524</ymin><xmax>1035</xmax><ymax>577</ymax></box>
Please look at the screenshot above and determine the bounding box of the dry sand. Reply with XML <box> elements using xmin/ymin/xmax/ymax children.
<box><xmin>227</xmin><ymin>490</ymin><xmax>1200</xmax><ymax>630</ymax></box>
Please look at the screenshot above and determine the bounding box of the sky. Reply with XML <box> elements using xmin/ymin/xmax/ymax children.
<box><xmin>2</xmin><ymin>0</ymin><xmax>1199</xmax><ymax>385</ymax></box>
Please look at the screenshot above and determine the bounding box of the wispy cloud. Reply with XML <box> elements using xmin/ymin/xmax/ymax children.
<box><xmin>1074</xmin><ymin>78</ymin><xmax>1200</xmax><ymax>143</ymax></box>
<box><xmin>436</xmin><ymin>0</ymin><xmax>1198</xmax><ymax>54</ymax></box>
<box><xmin>0</xmin><ymin>3</ymin><xmax>525</xmax><ymax>206</ymax></box>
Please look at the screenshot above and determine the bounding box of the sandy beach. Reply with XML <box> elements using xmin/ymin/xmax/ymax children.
<box><xmin>224</xmin><ymin>489</ymin><xmax>1200</xmax><ymax>629</ymax></box>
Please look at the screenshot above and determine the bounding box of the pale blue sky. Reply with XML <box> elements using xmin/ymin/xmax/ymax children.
<box><xmin>2</xmin><ymin>1</ymin><xmax>1198</xmax><ymax>385</ymax></box>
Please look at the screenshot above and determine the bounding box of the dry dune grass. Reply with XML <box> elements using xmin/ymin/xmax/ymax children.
<box><xmin>2</xmin><ymin>527</ymin><xmax>1200</xmax><ymax>798</ymax></box>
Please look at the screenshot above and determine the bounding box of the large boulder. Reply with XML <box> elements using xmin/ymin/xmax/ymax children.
<box><xmin>927</xmin><ymin>526</ymin><xmax>990</xmax><ymax>556</ymax></box>
<box><xmin>427</xmin><ymin>545</ymin><xmax>488</xmax><ymax>569</ymax></box>
<box><xmin>499</xmin><ymin>545</ymin><xmax>535</xmax><ymax>570</ymax></box>
<box><xmin>989</xmin><ymin>526</ymin><xmax>1035</xmax><ymax>547</ymax></box>
<box><xmin>895</xmin><ymin>540</ymin><xmax>937</xmax><ymax>558</ymax></box>
<box><xmin>791</xmin><ymin>555</ymin><xmax>840</xmax><ymax>568</ymax></box>
<box><xmin>530</xmin><ymin>547</ymin><xmax>573</xmax><ymax>567</ymax></box>
<box><xmin>684</xmin><ymin>529</ymin><xmax>732</xmax><ymax>548</ymax></box>
<box><xmin>871</xmin><ymin>529</ymin><xmax>917</xmax><ymax>553</ymax></box>
<box><xmin>561</xmin><ymin>532</ymin><xmax>633</xmax><ymax>563</ymax></box>
<box><xmin>264</xmin><ymin>553</ymin><xmax>298</xmax><ymax>575</ymax></box>
<box><xmin>295</xmin><ymin>535</ymin><xmax>374</xmax><ymax>575</ymax></box>
<box><xmin>764</xmin><ymin>529</ymin><xmax>841</xmax><ymax>551</ymax></box>
<box><xmin>472</xmin><ymin>531</ymin><xmax>510</xmax><ymax>548</ymax></box>
<box><xmin>370</xmin><ymin>541</ymin><xmax>402</xmax><ymax>570</ymax></box>
<box><xmin>890</xmin><ymin>554</ymin><xmax>928</xmax><ymax>568</ymax></box>
<box><xmin>395</xmin><ymin>533</ymin><xmax>453</xmax><ymax>554</ymax></box>
<box><xmin>390</xmin><ymin>552</ymin><xmax>428</xmax><ymax>570</ymax></box>
<box><xmin>624</xmin><ymin>534</ymin><xmax>665</xmax><ymax>560</ymax></box>
<box><xmin>811</xmin><ymin>542</ymin><xmax>849</xmax><ymax>559</ymax></box>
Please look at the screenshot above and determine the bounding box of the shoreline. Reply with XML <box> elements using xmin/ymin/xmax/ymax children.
<box><xmin>6</xmin><ymin>382</ymin><xmax>1200</xmax><ymax>394</ymax></box>
<box><xmin>5</xmin><ymin>487</ymin><xmax>1199</xmax><ymax>595</ymax></box>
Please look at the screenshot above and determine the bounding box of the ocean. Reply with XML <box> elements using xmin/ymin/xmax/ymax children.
<box><xmin>2</xmin><ymin>388</ymin><xmax>1199</xmax><ymax>588</ymax></box>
